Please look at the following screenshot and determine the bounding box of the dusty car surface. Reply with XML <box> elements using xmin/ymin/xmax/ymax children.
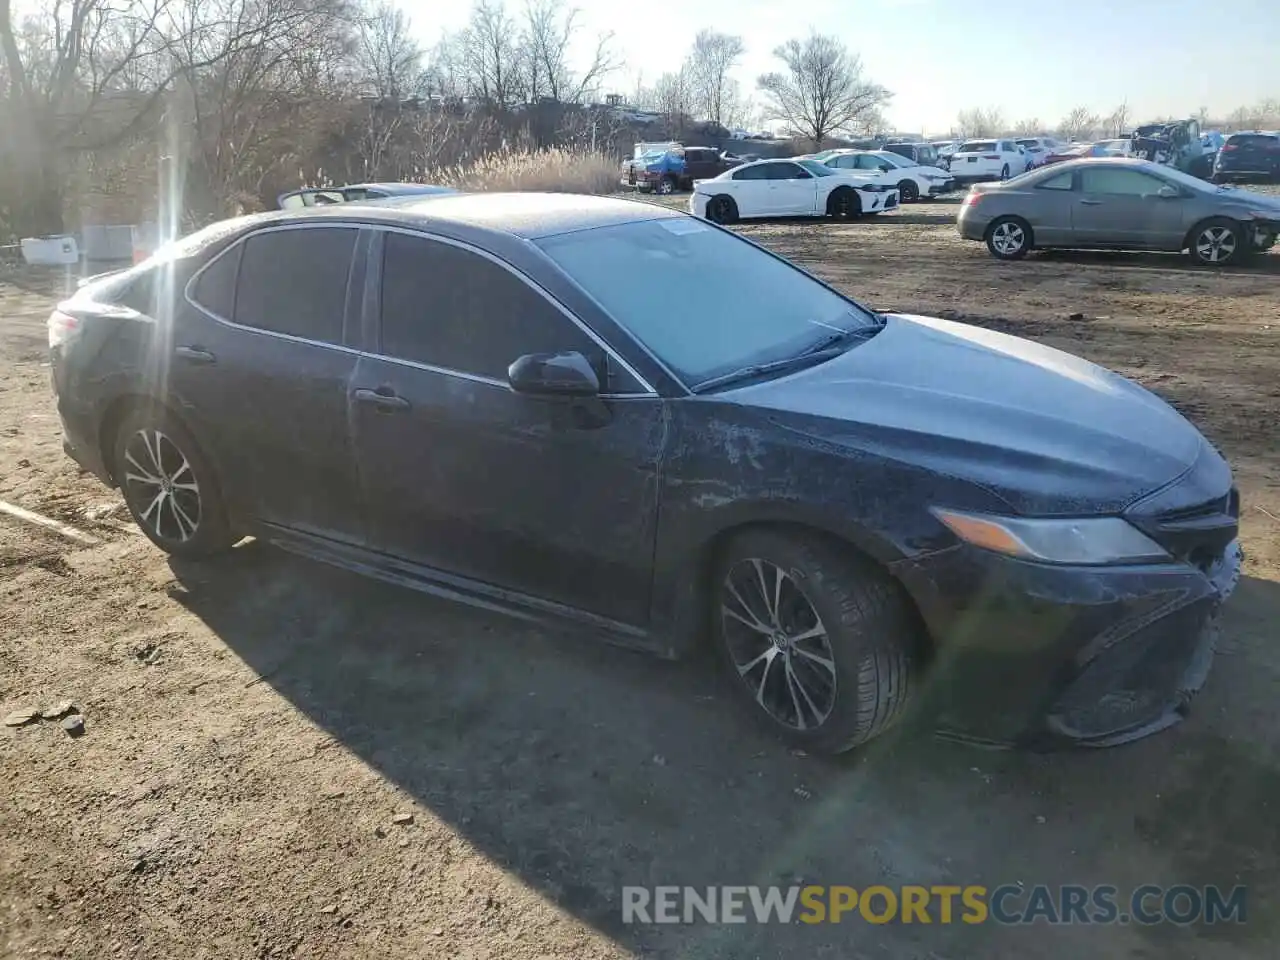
<box><xmin>49</xmin><ymin>192</ymin><xmax>1240</xmax><ymax>754</ymax></box>
<box><xmin>277</xmin><ymin>182</ymin><xmax>457</xmax><ymax>209</ymax></box>
<box><xmin>958</xmin><ymin>157</ymin><xmax>1280</xmax><ymax>265</ymax></box>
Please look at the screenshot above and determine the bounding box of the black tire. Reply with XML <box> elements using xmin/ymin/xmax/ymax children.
<box><xmin>112</xmin><ymin>403</ymin><xmax>234</xmax><ymax>558</ymax></box>
<box><xmin>897</xmin><ymin>179</ymin><xmax>919</xmax><ymax>203</ymax></box>
<box><xmin>713</xmin><ymin>528</ymin><xmax>918</xmax><ymax>754</ymax></box>
<box><xmin>1187</xmin><ymin>217</ymin><xmax>1246</xmax><ymax>267</ymax></box>
<box><xmin>826</xmin><ymin>186</ymin><xmax>861</xmax><ymax>220</ymax></box>
<box><xmin>984</xmin><ymin>215</ymin><xmax>1032</xmax><ymax>260</ymax></box>
<box><xmin>999</xmin><ymin>164</ymin><xmax>1010</xmax><ymax>181</ymax></box>
<box><xmin>706</xmin><ymin>194</ymin><xmax>739</xmax><ymax>225</ymax></box>
<box><xmin>657</xmin><ymin>175</ymin><xmax>678</xmax><ymax>196</ymax></box>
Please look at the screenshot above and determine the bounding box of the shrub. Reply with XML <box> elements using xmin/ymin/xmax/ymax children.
<box><xmin>435</xmin><ymin>147</ymin><xmax>619</xmax><ymax>195</ymax></box>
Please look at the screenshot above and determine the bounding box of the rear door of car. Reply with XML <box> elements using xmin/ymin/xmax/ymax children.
<box><xmin>348</xmin><ymin>228</ymin><xmax>664</xmax><ymax>623</ymax></box>
<box><xmin>1072</xmin><ymin>166</ymin><xmax>1186</xmax><ymax>247</ymax></box>
<box><xmin>726</xmin><ymin>163</ymin><xmax>768</xmax><ymax>216</ymax></box>
<box><xmin>175</xmin><ymin>224</ymin><xmax>368</xmax><ymax>542</ymax></box>
<box><xmin>1021</xmin><ymin>168</ymin><xmax>1078</xmax><ymax>245</ymax></box>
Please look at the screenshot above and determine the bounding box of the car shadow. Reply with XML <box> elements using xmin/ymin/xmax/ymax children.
<box><xmin>1029</xmin><ymin>247</ymin><xmax>1280</xmax><ymax>276</ymax></box>
<box><xmin>167</xmin><ymin>541</ymin><xmax>1280</xmax><ymax>957</ymax></box>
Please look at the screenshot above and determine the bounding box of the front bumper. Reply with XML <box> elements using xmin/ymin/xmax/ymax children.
<box><xmin>926</xmin><ymin>179</ymin><xmax>955</xmax><ymax>195</ymax></box>
<box><xmin>893</xmin><ymin>539</ymin><xmax>1242</xmax><ymax>748</ymax></box>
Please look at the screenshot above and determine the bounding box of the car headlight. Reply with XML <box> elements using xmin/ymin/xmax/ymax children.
<box><xmin>930</xmin><ymin>508</ymin><xmax>1170</xmax><ymax>565</ymax></box>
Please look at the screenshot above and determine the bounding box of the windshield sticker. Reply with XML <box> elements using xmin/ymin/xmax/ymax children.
<box><xmin>659</xmin><ymin>218</ymin><xmax>709</xmax><ymax>236</ymax></box>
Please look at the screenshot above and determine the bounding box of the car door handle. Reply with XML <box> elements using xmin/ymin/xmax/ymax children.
<box><xmin>175</xmin><ymin>346</ymin><xmax>216</xmax><ymax>364</ymax></box>
<box><xmin>1079</xmin><ymin>199</ymin><xmax>1104</xmax><ymax>205</ymax></box>
<box><xmin>353</xmin><ymin>387</ymin><xmax>410</xmax><ymax>412</ymax></box>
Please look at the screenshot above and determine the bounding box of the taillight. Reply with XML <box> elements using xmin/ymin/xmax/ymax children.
<box><xmin>48</xmin><ymin>309</ymin><xmax>82</xmax><ymax>348</ymax></box>
<box><xmin>961</xmin><ymin>191</ymin><xmax>982</xmax><ymax>206</ymax></box>
<box><xmin>1222</xmin><ymin>144</ymin><xmax>1237</xmax><ymax>151</ymax></box>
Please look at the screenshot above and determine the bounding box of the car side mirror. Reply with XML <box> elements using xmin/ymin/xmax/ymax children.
<box><xmin>1157</xmin><ymin>185</ymin><xmax>1180</xmax><ymax>199</ymax></box>
<box><xmin>879</xmin><ymin>164</ymin><xmax>894</xmax><ymax>172</ymax></box>
<box><xmin>508</xmin><ymin>351</ymin><xmax>600</xmax><ymax>397</ymax></box>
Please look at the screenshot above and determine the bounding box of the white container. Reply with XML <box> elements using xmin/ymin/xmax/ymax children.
<box><xmin>20</xmin><ymin>235</ymin><xmax>79</xmax><ymax>266</ymax></box>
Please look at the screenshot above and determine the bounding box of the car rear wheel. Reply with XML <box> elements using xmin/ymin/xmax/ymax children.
<box><xmin>826</xmin><ymin>186</ymin><xmax>860</xmax><ymax>219</ymax></box>
<box><xmin>1188</xmin><ymin>218</ymin><xmax>1246</xmax><ymax>266</ymax></box>
<box><xmin>985</xmin><ymin>216</ymin><xmax>1032</xmax><ymax>260</ymax></box>
<box><xmin>897</xmin><ymin>180</ymin><xmax>919</xmax><ymax>203</ymax></box>
<box><xmin>112</xmin><ymin>405</ymin><xmax>234</xmax><ymax>558</ymax></box>
<box><xmin>656</xmin><ymin>176</ymin><xmax>677</xmax><ymax>195</ymax></box>
<box><xmin>706</xmin><ymin>194</ymin><xmax>738</xmax><ymax>224</ymax></box>
<box><xmin>714</xmin><ymin>529</ymin><xmax>918</xmax><ymax>754</ymax></box>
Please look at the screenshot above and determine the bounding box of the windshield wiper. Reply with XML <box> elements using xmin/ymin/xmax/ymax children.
<box><xmin>692</xmin><ymin>322</ymin><xmax>881</xmax><ymax>394</ymax></box>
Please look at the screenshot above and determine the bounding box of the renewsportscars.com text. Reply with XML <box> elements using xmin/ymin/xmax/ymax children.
<box><xmin>621</xmin><ymin>884</ymin><xmax>1247</xmax><ymax>926</ymax></box>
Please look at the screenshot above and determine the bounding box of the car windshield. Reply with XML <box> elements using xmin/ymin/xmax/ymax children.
<box><xmin>797</xmin><ymin>159</ymin><xmax>837</xmax><ymax>177</ymax></box>
<box><xmin>809</xmin><ymin>150</ymin><xmax>840</xmax><ymax>162</ymax></box>
<box><xmin>1015</xmin><ymin>139</ymin><xmax>1041</xmax><ymax>148</ymax></box>
<box><xmin>1149</xmin><ymin>163</ymin><xmax>1217</xmax><ymax>193</ymax></box>
<box><xmin>536</xmin><ymin>218</ymin><xmax>878</xmax><ymax>388</ymax></box>
<box><xmin>959</xmin><ymin>141</ymin><xmax>996</xmax><ymax>153</ymax></box>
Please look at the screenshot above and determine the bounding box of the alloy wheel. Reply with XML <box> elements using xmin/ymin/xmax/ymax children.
<box><xmin>122</xmin><ymin>428</ymin><xmax>202</xmax><ymax>543</ymax></box>
<box><xmin>1196</xmin><ymin>226</ymin><xmax>1237</xmax><ymax>263</ymax></box>
<box><xmin>708</xmin><ymin>197</ymin><xmax>732</xmax><ymax>223</ymax></box>
<box><xmin>657</xmin><ymin>178</ymin><xmax>675</xmax><ymax>195</ymax></box>
<box><xmin>991</xmin><ymin>221</ymin><xmax>1026</xmax><ymax>256</ymax></box>
<box><xmin>720</xmin><ymin>558</ymin><xmax>837</xmax><ymax>731</ymax></box>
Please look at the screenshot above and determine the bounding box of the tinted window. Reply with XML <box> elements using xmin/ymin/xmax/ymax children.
<box><xmin>379</xmin><ymin>232</ymin><xmax>596</xmax><ymax>380</ymax></box>
<box><xmin>767</xmin><ymin>162</ymin><xmax>807</xmax><ymax>180</ymax></box>
<box><xmin>234</xmin><ymin>227</ymin><xmax>356</xmax><ymax>343</ymax></box>
<box><xmin>856</xmin><ymin>155</ymin><xmax>884</xmax><ymax>170</ymax></box>
<box><xmin>1036</xmin><ymin>171</ymin><xmax>1075</xmax><ymax>191</ymax></box>
<box><xmin>190</xmin><ymin>244</ymin><xmax>243</xmax><ymax>318</ymax></box>
<box><xmin>960</xmin><ymin>141</ymin><xmax>996</xmax><ymax>153</ymax></box>
<box><xmin>1079</xmin><ymin>168</ymin><xmax>1166</xmax><ymax>196</ymax></box>
<box><xmin>732</xmin><ymin>164</ymin><xmax>767</xmax><ymax>180</ymax></box>
<box><xmin>536</xmin><ymin>219</ymin><xmax>878</xmax><ymax>388</ymax></box>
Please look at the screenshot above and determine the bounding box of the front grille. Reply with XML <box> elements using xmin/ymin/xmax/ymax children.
<box><xmin>1132</xmin><ymin>487</ymin><xmax>1238</xmax><ymax>573</ymax></box>
<box><xmin>1048</xmin><ymin>601</ymin><xmax>1212</xmax><ymax>741</ymax></box>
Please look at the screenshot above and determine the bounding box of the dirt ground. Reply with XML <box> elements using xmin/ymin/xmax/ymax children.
<box><xmin>3</xmin><ymin>197</ymin><xmax>1279</xmax><ymax>959</ymax></box>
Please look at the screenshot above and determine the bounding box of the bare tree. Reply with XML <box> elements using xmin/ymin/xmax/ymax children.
<box><xmin>652</xmin><ymin>65</ymin><xmax>694</xmax><ymax>134</ymax></box>
<box><xmin>1104</xmin><ymin>101</ymin><xmax>1130</xmax><ymax>138</ymax></box>
<box><xmin>687</xmin><ymin>29</ymin><xmax>743</xmax><ymax>128</ymax></box>
<box><xmin>955</xmin><ymin>107</ymin><xmax>1004</xmax><ymax>138</ymax></box>
<box><xmin>354</xmin><ymin>1</ymin><xmax>422</xmax><ymax>100</ymax></box>
<box><xmin>1012</xmin><ymin>117</ymin><xmax>1042</xmax><ymax>136</ymax></box>
<box><xmin>1057</xmin><ymin>105</ymin><xmax>1099</xmax><ymax>141</ymax></box>
<box><xmin>756</xmin><ymin>33</ymin><xmax>889</xmax><ymax>145</ymax></box>
<box><xmin>519</xmin><ymin>0</ymin><xmax>617</xmax><ymax>104</ymax></box>
<box><xmin>457</xmin><ymin>0</ymin><xmax>522</xmax><ymax>109</ymax></box>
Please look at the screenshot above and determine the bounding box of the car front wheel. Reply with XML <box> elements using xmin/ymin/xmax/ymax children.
<box><xmin>714</xmin><ymin>529</ymin><xmax>918</xmax><ymax>754</ymax></box>
<box><xmin>112</xmin><ymin>404</ymin><xmax>234</xmax><ymax>557</ymax></box>
<box><xmin>1189</xmin><ymin>218</ymin><xmax>1246</xmax><ymax>266</ymax></box>
<box><xmin>706</xmin><ymin>194</ymin><xmax>738</xmax><ymax>224</ymax></box>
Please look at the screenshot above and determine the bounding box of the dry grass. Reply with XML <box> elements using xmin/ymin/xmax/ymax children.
<box><xmin>435</xmin><ymin>146</ymin><xmax>619</xmax><ymax>195</ymax></box>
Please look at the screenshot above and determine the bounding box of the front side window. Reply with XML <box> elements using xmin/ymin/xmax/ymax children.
<box><xmin>234</xmin><ymin>227</ymin><xmax>357</xmax><ymax>344</ymax></box>
<box><xmin>537</xmin><ymin>218</ymin><xmax>878</xmax><ymax>388</ymax></box>
<box><xmin>767</xmin><ymin>162</ymin><xmax>809</xmax><ymax>180</ymax></box>
<box><xmin>796</xmin><ymin>160</ymin><xmax>836</xmax><ymax>177</ymax></box>
<box><xmin>379</xmin><ymin>232</ymin><xmax>596</xmax><ymax>381</ymax></box>
<box><xmin>1079</xmin><ymin>168</ymin><xmax>1166</xmax><ymax>197</ymax></box>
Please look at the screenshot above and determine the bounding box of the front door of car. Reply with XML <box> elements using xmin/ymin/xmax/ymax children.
<box><xmin>173</xmin><ymin>225</ymin><xmax>367</xmax><ymax>543</ymax></box>
<box><xmin>768</xmin><ymin>162</ymin><xmax>816</xmax><ymax>214</ymax></box>
<box><xmin>1072</xmin><ymin>167</ymin><xmax>1187</xmax><ymax>247</ymax></box>
<box><xmin>349</xmin><ymin>229</ymin><xmax>665</xmax><ymax>625</ymax></box>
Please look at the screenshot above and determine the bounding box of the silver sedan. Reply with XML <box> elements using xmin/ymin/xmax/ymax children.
<box><xmin>957</xmin><ymin>157</ymin><xmax>1280</xmax><ymax>266</ymax></box>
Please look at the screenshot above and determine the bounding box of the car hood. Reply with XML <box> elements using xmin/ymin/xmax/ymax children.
<box><xmin>730</xmin><ymin>313</ymin><xmax>1206</xmax><ymax>515</ymax></box>
<box><xmin>1216</xmin><ymin>186</ymin><xmax>1280</xmax><ymax>214</ymax></box>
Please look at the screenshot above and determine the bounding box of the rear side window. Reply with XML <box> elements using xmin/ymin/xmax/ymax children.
<box><xmin>190</xmin><ymin>244</ymin><xmax>243</xmax><ymax>318</ymax></box>
<box><xmin>732</xmin><ymin>165</ymin><xmax>766</xmax><ymax>180</ymax></box>
<box><xmin>1036</xmin><ymin>171</ymin><xmax>1075</xmax><ymax>191</ymax></box>
<box><xmin>234</xmin><ymin>227</ymin><xmax>357</xmax><ymax>344</ymax></box>
<box><xmin>379</xmin><ymin>232</ymin><xmax>596</xmax><ymax>380</ymax></box>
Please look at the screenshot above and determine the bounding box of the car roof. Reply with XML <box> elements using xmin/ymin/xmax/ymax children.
<box><xmin>242</xmin><ymin>192</ymin><xmax>681</xmax><ymax>241</ymax></box>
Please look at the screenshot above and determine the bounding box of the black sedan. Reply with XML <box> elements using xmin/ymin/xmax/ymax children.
<box><xmin>49</xmin><ymin>193</ymin><xmax>1241</xmax><ymax>753</ymax></box>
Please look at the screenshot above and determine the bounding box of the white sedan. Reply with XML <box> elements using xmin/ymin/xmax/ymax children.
<box><xmin>689</xmin><ymin>158</ymin><xmax>899</xmax><ymax>224</ymax></box>
<box><xmin>821</xmin><ymin>149</ymin><xmax>956</xmax><ymax>202</ymax></box>
<box><xmin>948</xmin><ymin>138</ymin><xmax>1028</xmax><ymax>182</ymax></box>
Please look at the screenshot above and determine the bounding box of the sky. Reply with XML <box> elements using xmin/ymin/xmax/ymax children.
<box><xmin>402</xmin><ymin>0</ymin><xmax>1278</xmax><ymax>135</ymax></box>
